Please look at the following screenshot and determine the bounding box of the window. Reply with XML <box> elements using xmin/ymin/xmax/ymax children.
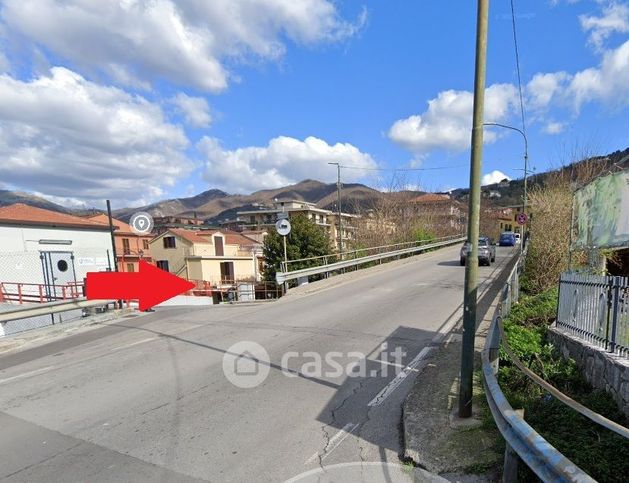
<box><xmin>122</xmin><ymin>238</ymin><xmax>130</xmax><ymax>255</ymax></box>
<box><xmin>220</xmin><ymin>261</ymin><xmax>234</xmax><ymax>282</ymax></box>
<box><xmin>156</xmin><ymin>260</ymin><xmax>169</xmax><ymax>272</ymax></box>
<box><xmin>163</xmin><ymin>236</ymin><xmax>176</xmax><ymax>249</ymax></box>
<box><xmin>214</xmin><ymin>236</ymin><xmax>224</xmax><ymax>256</ymax></box>
<box><xmin>126</xmin><ymin>263</ymin><xmax>135</xmax><ymax>272</ymax></box>
<box><xmin>143</xmin><ymin>239</ymin><xmax>149</xmax><ymax>250</ymax></box>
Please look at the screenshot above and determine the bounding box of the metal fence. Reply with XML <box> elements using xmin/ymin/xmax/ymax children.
<box><xmin>280</xmin><ymin>234</ymin><xmax>465</xmax><ymax>273</ymax></box>
<box><xmin>188</xmin><ymin>279</ymin><xmax>282</xmax><ymax>303</ymax></box>
<box><xmin>482</xmin><ymin>258</ymin><xmax>596</xmax><ymax>482</ymax></box>
<box><xmin>0</xmin><ymin>248</ymin><xmax>113</xmax><ymax>303</ymax></box>
<box><xmin>276</xmin><ymin>234</ymin><xmax>466</xmax><ymax>284</ymax></box>
<box><xmin>557</xmin><ymin>272</ymin><xmax>629</xmax><ymax>357</ymax></box>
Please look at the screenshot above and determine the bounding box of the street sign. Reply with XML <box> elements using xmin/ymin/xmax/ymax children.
<box><xmin>275</xmin><ymin>218</ymin><xmax>291</xmax><ymax>236</ymax></box>
<box><xmin>276</xmin><ymin>212</ymin><xmax>289</xmax><ymax>221</ymax></box>
<box><xmin>516</xmin><ymin>212</ymin><xmax>528</xmax><ymax>225</ymax></box>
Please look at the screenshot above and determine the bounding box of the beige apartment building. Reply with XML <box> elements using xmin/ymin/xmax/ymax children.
<box><xmin>149</xmin><ymin>228</ymin><xmax>263</xmax><ymax>284</ymax></box>
<box><xmin>232</xmin><ymin>200</ymin><xmax>357</xmax><ymax>250</ymax></box>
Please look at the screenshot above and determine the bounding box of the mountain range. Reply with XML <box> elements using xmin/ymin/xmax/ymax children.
<box><xmin>113</xmin><ymin>179</ymin><xmax>389</xmax><ymax>223</ymax></box>
<box><xmin>2</xmin><ymin>146</ymin><xmax>627</xmax><ymax>223</ymax></box>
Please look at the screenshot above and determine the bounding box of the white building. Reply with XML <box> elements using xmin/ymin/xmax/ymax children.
<box><xmin>0</xmin><ymin>203</ymin><xmax>113</xmax><ymax>301</ymax></box>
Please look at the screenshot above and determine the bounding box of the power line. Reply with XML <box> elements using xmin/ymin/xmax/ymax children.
<box><xmin>510</xmin><ymin>0</ymin><xmax>527</xmax><ymax>139</ymax></box>
<box><xmin>338</xmin><ymin>164</ymin><xmax>467</xmax><ymax>172</ymax></box>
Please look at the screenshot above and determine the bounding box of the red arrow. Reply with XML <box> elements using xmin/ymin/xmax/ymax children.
<box><xmin>86</xmin><ymin>260</ymin><xmax>195</xmax><ymax>311</ymax></box>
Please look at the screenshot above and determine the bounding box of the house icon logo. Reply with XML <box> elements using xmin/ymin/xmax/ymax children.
<box><xmin>234</xmin><ymin>350</ymin><xmax>259</xmax><ymax>376</ymax></box>
<box><xmin>223</xmin><ymin>341</ymin><xmax>270</xmax><ymax>388</ymax></box>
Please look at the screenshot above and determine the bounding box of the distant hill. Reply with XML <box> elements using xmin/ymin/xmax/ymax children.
<box><xmin>1</xmin><ymin>146</ymin><xmax>627</xmax><ymax>220</ymax></box>
<box><xmin>113</xmin><ymin>189</ymin><xmax>229</xmax><ymax>220</ymax></box>
<box><xmin>449</xmin><ymin>146</ymin><xmax>629</xmax><ymax>207</ymax></box>
<box><xmin>0</xmin><ymin>190</ymin><xmax>70</xmax><ymax>213</ymax></box>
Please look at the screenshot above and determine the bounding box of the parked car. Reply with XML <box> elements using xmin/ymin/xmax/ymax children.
<box><xmin>514</xmin><ymin>233</ymin><xmax>521</xmax><ymax>244</ymax></box>
<box><xmin>460</xmin><ymin>236</ymin><xmax>496</xmax><ymax>266</ymax></box>
<box><xmin>499</xmin><ymin>232</ymin><xmax>516</xmax><ymax>246</ymax></box>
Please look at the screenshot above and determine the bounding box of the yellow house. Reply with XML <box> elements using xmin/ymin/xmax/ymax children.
<box><xmin>149</xmin><ymin>228</ymin><xmax>263</xmax><ymax>284</ymax></box>
<box><xmin>496</xmin><ymin>206</ymin><xmax>531</xmax><ymax>236</ymax></box>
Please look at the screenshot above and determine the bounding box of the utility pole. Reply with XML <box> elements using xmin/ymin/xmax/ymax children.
<box><xmin>106</xmin><ymin>200</ymin><xmax>118</xmax><ymax>273</ymax></box>
<box><xmin>328</xmin><ymin>162</ymin><xmax>343</xmax><ymax>257</ymax></box>
<box><xmin>458</xmin><ymin>0</ymin><xmax>489</xmax><ymax>419</ymax></box>
<box><xmin>106</xmin><ymin>199</ymin><xmax>122</xmax><ymax>309</ymax></box>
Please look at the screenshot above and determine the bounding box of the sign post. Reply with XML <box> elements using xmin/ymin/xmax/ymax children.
<box><xmin>275</xmin><ymin>218</ymin><xmax>291</xmax><ymax>291</ymax></box>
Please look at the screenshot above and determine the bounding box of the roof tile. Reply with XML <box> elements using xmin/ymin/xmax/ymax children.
<box><xmin>0</xmin><ymin>203</ymin><xmax>110</xmax><ymax>229</ymax></box>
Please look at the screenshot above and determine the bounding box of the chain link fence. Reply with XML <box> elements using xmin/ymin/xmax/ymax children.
<box><xmin>0</xmin><ymin>248</ymin><xmax>113</xmax><ymax>336</ymax></box>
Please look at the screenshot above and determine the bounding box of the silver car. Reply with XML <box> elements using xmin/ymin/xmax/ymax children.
<box><xmin>460</xmin><ymin>237</ymin><xmax>496</xmax><ymax>266</ymax></box>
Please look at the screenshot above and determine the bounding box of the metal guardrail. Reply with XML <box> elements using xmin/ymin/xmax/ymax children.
<box><xmin>280</xmin><ymin>234</ymin><xmax>463</xmax><ymax>272</ymax></box>
<box><xmin>0</xmin><ymin>298</ymin><xmax>114</xmax><ymax>324</ymax></box>
<box><xmin>482</xmin><ymin>259</ymin><xmax>597</xmax><ymax>482</ymax></box>
<box><xmin>275</xmin><ymin>235</ymin><xmax>466</xmax><ymax>284</ymax></box>
<box><xmin>557</xmin><ymin>272</ymin><xmax>629</xmax><ymax>357</ymax></box>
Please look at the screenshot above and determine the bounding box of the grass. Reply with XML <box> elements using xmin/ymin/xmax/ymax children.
<box><xmin>498</xmin><ymin>288</ymin><xmax>629</xmax><ymax>482</ymax></box>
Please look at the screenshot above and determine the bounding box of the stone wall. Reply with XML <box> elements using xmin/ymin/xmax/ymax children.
<box><xmin>548</xmin><ymin>325</ymin><xmax>629</xmax><ymax>418</ymax></box>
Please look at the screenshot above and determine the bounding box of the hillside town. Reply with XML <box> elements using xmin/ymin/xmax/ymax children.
<box><xmin>1</xmin><ymin>1</ymin><xmax>629</xmax><ymax>482</ymax></box>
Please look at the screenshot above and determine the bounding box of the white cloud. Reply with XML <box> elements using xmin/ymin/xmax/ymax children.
<box><xmin>390</xmin><ymin>27</ymin><xmax>629</xmax><ymax>158</ymax></box>
<box><xmin>0</xmin><ymin>0</ymin><xmax>366</xmax><ymax>92</ymax></box>
<box><xmin>198</xmin><ymin>135</ymin><xmax>376</xmax><ymax>193</ymax></box>
<box><xmin>543</xmin><ymin>121</ymin><xmax>567</xmax><ymax>134</ymax></box>
<box><xmin>0</xmin><ymin>67</ymin><xmax>192</xmax><ymax>205</ymax></box>
<box><xmin>170</xmin><ymin>93</ymin><xmax>212</xmax><ymax>128</ymax></box>
<box><xmin>482</xmin><ymin>170</ymin><xmax>511</xmax><ymax>186</ymax></box>
<box><xmin>580</xmin><ymin>2</ymin><xmax>629</xmax><ymax>50</ymax></box>
<box><xmin>387</xmin><ymin>84</ymin><xmax>518</xmax><ymax>154</ymax></box>
<box><xmin>526</xmin><ymin>72</ymin><xmax>571</xmax><ymax>111</ymax></box>
<box><xmin>567</xmin><ymin>39</ymin><xmax>629</xmax><ymax>109</ymax></box>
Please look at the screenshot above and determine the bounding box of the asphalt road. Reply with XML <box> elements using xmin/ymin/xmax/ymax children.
<box><xmin>0</xmin><ymin>245</ymin><xmax>515</xmax><ymax>482</ymax></box>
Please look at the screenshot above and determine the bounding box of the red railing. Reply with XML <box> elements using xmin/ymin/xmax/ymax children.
<box><xmin>0</xmin><ymin>281</ymin><xmax>84</xmax><ymax>304</ymax></box>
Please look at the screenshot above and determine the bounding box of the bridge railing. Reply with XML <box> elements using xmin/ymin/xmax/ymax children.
<box><xmin>276</xmin><ymin>234</ymin><xmax>466</xmax><ymax>284</ymax></box>
<box><xmin>483</xmin><ymin>256</ymin><xmax>628</xmax><ymax>482</ymax></box>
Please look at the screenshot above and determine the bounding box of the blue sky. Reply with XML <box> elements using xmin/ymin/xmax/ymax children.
<box><xmin>0</xmin><ymin>0</ymin><xmax>628</xmax><ymax>207</ymax></box>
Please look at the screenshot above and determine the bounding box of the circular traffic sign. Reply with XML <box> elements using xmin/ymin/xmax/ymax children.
<box><xmin>516</xmin><ymin>212</ymin><xmax>528</xmax><ymax>225</ymax></box>
<box><xmin>275</xmin><ymin>218</ymin><xmax>291</xmax><ymax>236</ymax></box>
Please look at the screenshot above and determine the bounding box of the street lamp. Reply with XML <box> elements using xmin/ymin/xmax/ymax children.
<box><xmin>483</xmin><ymin>122</ymin><xmax>529</xmax><ymax>214</ymax></box>
<box><xmin>484</xmin><ymin>122</ymin><xmax>530</xmax><ymax>252</ymax></box>
<box><xmin>328</xmin><ymin>162</ymin><xmax>343</xmax><ymax>257</ymax></box>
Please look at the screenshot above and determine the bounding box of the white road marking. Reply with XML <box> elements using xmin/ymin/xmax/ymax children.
<box><xmin>110</xmin><ymin>337</ymin><xmax>155</xmax><ymax>351</ymax></box>
<box><xmin>304</xmin><ymin>422</ymin><xmax>359</xmax><ymax>465</ymax></box>
<box><xmin>366</xmin><ymin>251</ymin><xmax>513</xmax><ymax>407</ymax></box>
<box><xmin>367</xmin><ymin>347</ymin><xmax>433</xmax><ymax>407</ymax></box>
<box><xmin>0</xmin><ymin>366</ymin><xmax>55</xmax><ymax>385</ymax></box>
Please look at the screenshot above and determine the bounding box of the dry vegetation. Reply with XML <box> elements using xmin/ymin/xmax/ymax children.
<box><xmin>524</xmin><ymin>151</ymin><xmax>608</xmax><ymax>293</ymax></box>
<box><xmin>350</xmin><ymin>174</ymin><xmax>464</xmax><ymax>248</ymax></box>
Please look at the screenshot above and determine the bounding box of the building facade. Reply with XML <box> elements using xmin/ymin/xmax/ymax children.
<box><xmin>229</xmin><ymin>200</ymin><xmax>357</xmax><ymax>250</ymax></box>
<box><xmin>0</xmin><ymin>203</ymin><xmax>113</xmax><ymax>300</ymax></box>
<box><xmin>408</xmin><ymin>193</ymin><xmax>465</xmax><ymax>234</ymax></box>
<box><xmin>87</xmin><ymin>214</ymin><xmax>153</xmax><ymax>272</ymax></box>
<box><xmin>149</xmin><ymin>228</ymin><xmax>263</xmax><ymax>285</ymax></box>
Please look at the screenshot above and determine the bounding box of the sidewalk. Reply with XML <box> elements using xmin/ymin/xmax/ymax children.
<box><xmin>0</xmin><ymin>306</ymin><xmax>138</xmax><ymax>355</ymax></box>
<box><xmin>402</xmin><ymin>260</ymin><xmax>517</xmax><ymax>481</ymax></box>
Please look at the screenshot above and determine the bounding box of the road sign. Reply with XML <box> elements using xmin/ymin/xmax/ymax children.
<box><xmin>275</xmin><ymin>218</ymin><xmax>291</xmax><ymax>236</ymax></box>
<box><xmin>516</xmin><ymin>212</ymin><xmax>528</xmax><ymax>225</ymax></box>
<box><xmin>276</xmin><ymin>212</ymin><xmax>289</xmax><ymax>221</ymax></box>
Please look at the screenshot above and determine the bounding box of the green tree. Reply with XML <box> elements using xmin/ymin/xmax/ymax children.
<box><xmin>263</xmin><ymin>214</ymin><xmax>333</xmax><ymax>282</ymax></box>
